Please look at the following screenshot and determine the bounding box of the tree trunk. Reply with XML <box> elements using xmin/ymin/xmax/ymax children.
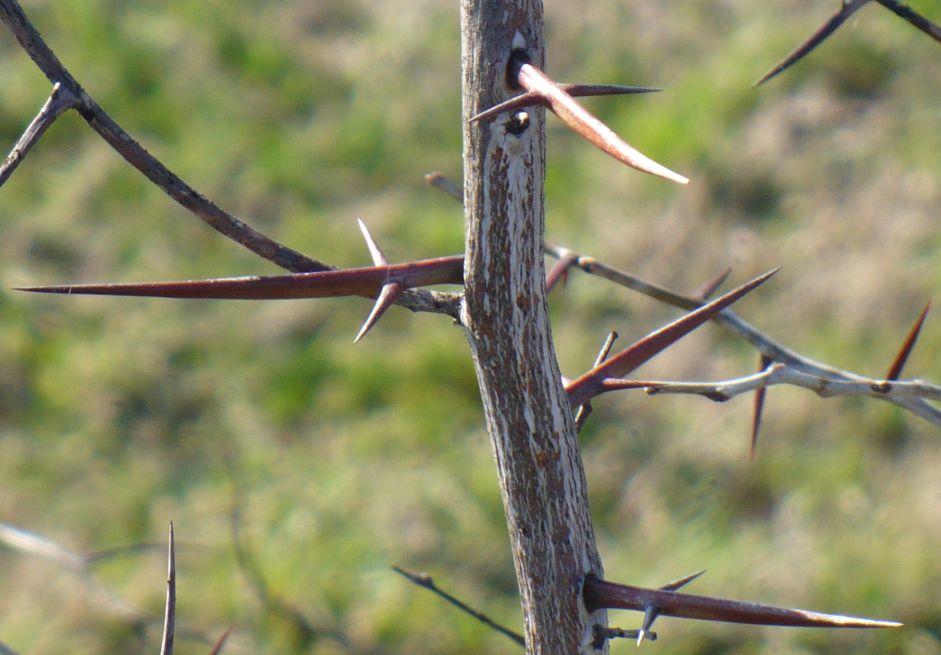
<box><xmin>459</xmin><ymin>2</ymin><xmax>608</xmax><ymax>652</ymax></box>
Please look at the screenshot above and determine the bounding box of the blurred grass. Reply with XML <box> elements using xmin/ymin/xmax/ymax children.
<box><xmin>1</xmin><ymin>0</ymin><xmax>941</xmax><ymax>653</ymax></box>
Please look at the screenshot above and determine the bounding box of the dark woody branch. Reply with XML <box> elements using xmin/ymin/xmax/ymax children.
<box><xmin>0</xmin><ymin>0</ymin><xmax>458</xmax><ymax>319</ymax></box>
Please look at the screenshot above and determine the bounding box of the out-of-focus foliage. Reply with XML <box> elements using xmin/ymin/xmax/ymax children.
<box><xmin>1</xmin><ymin>1</ymin><xmax>940</xmax><ymax>653</ymax></box>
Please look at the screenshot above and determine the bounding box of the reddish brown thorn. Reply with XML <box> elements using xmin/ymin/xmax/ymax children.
<box><xmin>509</xmin><ymin>53</ymin><xmax>688</xmax><ymax>184</ymax></box>
<box><xmin>751</xmin><ymin>354</ymin><xmax>774</xmax><ymax>459</ymax></box>
<box><xmin>469</xmin><ymin>83</ymin><xmax>660</xmax><ymax>123</ymax></box>
<box><xmin>546</xmin><ymin>252</ymin><xmax>579</xmax><ymax>293</ymax></box>
<box><xmin>885</xmin><ymin>301</ymin><xmax>931</xmax><ymax>380</ymax></box>
<box><xmin>15</xmin><ymin>255</ymin><xmax>465</xmax><ymax>301</ymax></box>
<box><xmin>694</xmin><ymin>267</ymin><xmax>733</xmax><ymax>301</ymax></box>
<box><xmin>876</xmin><ymin>0</ymin><xmax>941</xmax><ymax>43</ymax></box>
<box><xmin>566</xmin><ymin>269</ymin><xmax>778</xmax><ymax>407</ymax></box>
<box><xmin>584</xmin><ymin>576</ymin><xmax>901</xmax><ymax>630</ymax></box>
<box><xmin>754</xmin><ymin>0</ymin><xmax>873</xmax><ymax>86</ymax></box>
<box><xmin>354</xmin><ymin>282</ymin><xmax>403</xmax><ymax>343</ymax></box>
<box><xmin>208</xmin><ymin>627</ymin><xmax>232</xmax><ymax>655</ymax></box>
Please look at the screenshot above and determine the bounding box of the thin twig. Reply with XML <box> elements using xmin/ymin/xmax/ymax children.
<box><xmin>159</xmin><ymin>523</ymin><xmax>176</xmax><ymax>655</ymax></box>
<box><xmin>0</xmin><ymin>82</ymin><xmax>78</xmax><ymax>185</ymax></box>
<box><xmin>602</xmin><ymin>362</ymin><xmax>941</xmax><ymax>405</ymax></box>
<box><xmin>391</xmin><ymin>566</ymin><xmax>525</xmax><ymax>647</ymax></box>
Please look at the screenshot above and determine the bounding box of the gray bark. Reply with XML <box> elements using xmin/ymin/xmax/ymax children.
<box><xmin>459</xmin><ymin>2</ymin><xmax>608</xmax><ymax>652</ymax></box>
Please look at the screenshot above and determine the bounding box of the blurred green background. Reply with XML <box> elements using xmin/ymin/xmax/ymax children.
<box><xmin>1</xmin><ymin>0</ymin><xmax>940</xmax><ymax>653</ymax></box>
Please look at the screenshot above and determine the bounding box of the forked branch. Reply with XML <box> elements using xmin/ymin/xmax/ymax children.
<box><xmin>755</xmin><ymin>0</ymin><xmax>941</xmax><ymax>85</ymax></box>
<box><xmin>0</xmin><ymin>0</ymin><xmax>458</xmax><ymax>318</ymax></box>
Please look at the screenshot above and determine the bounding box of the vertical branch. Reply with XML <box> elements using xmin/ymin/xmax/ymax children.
<box><xmin>459</xmin><ymin>2</ymin><xmax>606</xmax><ymax>653</ymax></box>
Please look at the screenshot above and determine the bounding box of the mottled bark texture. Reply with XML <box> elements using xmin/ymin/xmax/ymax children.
<box><xmin>459</xmin><ymin>2</ymin><xmax>607</xmax><ymax>652</ymax></box>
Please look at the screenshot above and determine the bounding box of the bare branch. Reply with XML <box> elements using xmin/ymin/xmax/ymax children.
<box><xmin>0</xmin><ymin>82</ymin><xmax>78</xmax><ymax>186</ymax></box>
<box><xmin>159</xmin><ymin>523</ymin><xmax>176</xmax><ymax>655</ymax></box>
<box><xmin>602</xmin><ymin>362</ymin><xmax>941</xmax><ymax>406</ymax></box>
<box><xmin>756</xmin><ymin>0</ymin><xmax>941</xmax><ymax>85</ymax></box>
<box><xmin>424</xmin><ymin>171</ymin><xmax>464</xmax><ymax>204</ymax></box>
<box><xmin>391</xmin><ymin>566</ymin><xmax>525</xmax><ymax>648</ymax></box>
<box><xmin>875</xmin><ymin>0</ymin><xmax>941</xmax><ymax>43</ymax></box>
<box><xmin>544</xmin><ymin>243</ymin><xmax>941</xmax><ymax>427</ymax></box>
<box><xmin>755</xmin><ymin>0</ymin><xmax>871</xmax><ymax>86</ymax></box>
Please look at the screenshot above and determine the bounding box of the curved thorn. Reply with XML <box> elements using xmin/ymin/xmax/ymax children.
<box><xmin>354</xmin><ymin>282</ymin><xmax>402</xmax><ymax>343</ymax></box>
<box><xmin>469</xmin><ymin>91</ymin><xmax>543</xmax><ymax>123</ymax></box>
<box><xmin>751</xmin><ymin>354</ymin><xmax>774</xmax><ymax>458</ymax></box>
<box><xmin>584</xmin><ymin>576</ymin><xmax>902</xmax><ymax>629</ymax></box>
<box><xmin>875</xmin><ymin>0</ymin><xmax>941</xmax><ymax>43</ymax></box>
<box><xmin>356</xmin><ymin>218</ymin><xmax>390</xmax><ymax>266</ymax></box>
<box><xmin>886</xmin><ymin>300</ymin><xmax>931</xmax><ymax>380</ymax></box>
<box><xmin>15</xmin><ymin>255</ymin><xmax>465</xmax><ymax>300</ymax></box>
<box><xmin>566</xmin><ymin>269</ymin><xmax>778</xmax><ymax>406</ymax></box>
<box><xmin>511</xmin><ymin>56</ymin><xmax>688</xmax><ymax>184</ymax></box>
<box><xmin>661</xmin><ymin>569</ymin><xmax>707</xmax><ymax>592</ymax></box>
<box><xmin>754</xmin><ymin>0</ymin><xmax>873</xmax><ymax>86</ymax></box>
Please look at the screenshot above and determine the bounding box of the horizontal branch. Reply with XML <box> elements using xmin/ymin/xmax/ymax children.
<box><xmin>545</xmin><ymin>244</ymin><xmax>941</xmax><ymax>427</ymax></box>
<box><xmin>603</xmin><ymin>362</ymin><xmax>941</xmax><ymax>404</ymax></box>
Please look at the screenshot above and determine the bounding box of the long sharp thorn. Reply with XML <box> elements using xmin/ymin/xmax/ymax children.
<box><xmin>584</xmin><ymin>576</ymin><xmax>902</xmax><ymax>629</ymax></box>
<box><xmin>886</xmin><ymin>300</ymin><xmax>931</xmax><ymax>380</ymax></box>
<box><xmin>875</xmin><ymin>0</ymin><xmax>941</xmax><ymax>43</ymax></box>
<box><xmin>511</xmin><ymin>56</ymin><xmax>688</xmax><ymax>184</ymax></box>
<box><xmin>356</xmin><ymin>218</ymin><xmax>390</xmax><ymax>266</ymax></box>
<box><xmin>754</xmin><ymin>0</ymin><xmax>873</xmax><ymax>86</ymax></box>
<box><xmin>661</xmin><ymin>569</ymin><xmax>707</xmax><ymax>592</ymax></box>
<box><xmin>566</xmin><ymin>269</ymin><xmax>778</xmax><ymax>407</ymax></box>
<box><xmin>469</xmin><ymin>91</ymin><xmax>543</xmax><ymax>123</ymax></box>
<box><xmin>751</xmin><ymin>354</ymin><xmax>773</xmax><ymax>459</ymax></box>
<box><xmin>15</xmin><ymin>255</ymin><xmax>465</xmax><ymax>300</ymax></box>
<box><xmin>354</xmin><ymin>282</ymin><xmax>402</xmax><ymax>343</ymax></box>
<box><xmin>470</xmin><ymin>84</ymin><xmax>661</xmax><ymax>124</ymax></box>
<box><xmin>694</xmin><ymin>267</ymin><xmax>732</xmax><ymax>300</ymax></box>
